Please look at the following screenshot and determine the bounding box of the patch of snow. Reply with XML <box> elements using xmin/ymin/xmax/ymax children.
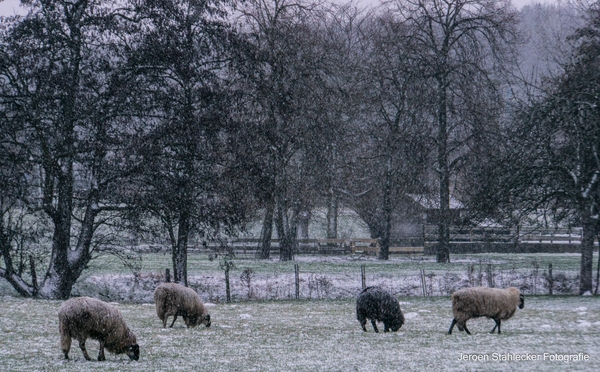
<box><xmin>574</xmin><ymin>307</ymin><xmax>587</xmax><ymax>311</ymax></box>
<box><xmin>239</xmin><ymin>313</ymin><xmax>253</xmax><ymax>319</ymax></box>
<box><xmin>577</xmin><ymin>320</ymin><xmax>592</xmax><ymax>328</ymax></box>
<box><xmin>417</xmin><ymin>309</ymin><xmax>430</xmax><ymax>313</ymax></box>
<box><xmin>404</xmin><ymin>312</ymin><xmax>419</xmax><ymax>320</ymax></box>
<box><xmin>582</xmin><ymin>291</ymin><xmax>592</xmax><ymax>296</ymax></box>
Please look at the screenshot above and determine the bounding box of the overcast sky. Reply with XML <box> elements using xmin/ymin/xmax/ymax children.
<box><xmin>0</xmin><ymin>0</ymin><xmax>559</xmax><ymax>17</ymax></box>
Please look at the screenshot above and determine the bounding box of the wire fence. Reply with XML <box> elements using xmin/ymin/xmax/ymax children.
<box><xmin>70</xmin><ymin>256</ymin><xmax>590</xmax><ymax>304</ymax></box>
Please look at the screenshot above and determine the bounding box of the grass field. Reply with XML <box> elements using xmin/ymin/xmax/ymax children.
<box><xmin>0</xmin><ymin>295</ymin><xmax>598</xmax><ymax>371</ymax></box>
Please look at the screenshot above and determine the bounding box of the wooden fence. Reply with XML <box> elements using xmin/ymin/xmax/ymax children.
<box><xmin>176</xmin><ymin>237</ymin><xmax>424</xmax><ymax>256</ymax></box>
<box><xmin>423</xmin><ymin>225</ymin><xmax>587</xmax><ymax>245</ymax></box>
<box><xmin>135</xmin><ymin>226</ymin><xmax>592</xmax><ymax>256</ymax></box>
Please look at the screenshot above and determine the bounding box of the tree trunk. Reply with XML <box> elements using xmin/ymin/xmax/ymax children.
<box><xmin>595</xmin><ymin>228</ymin><xmax>600</xmax><ymax>295</ymax></box>
<box><xmin>279</xmin><ymin>231</ymin><xmax>297</xmax><ymax>261</ymax></box>
<box><xmin>436</xmin><ymin>77</ymin><xmax>451</xmax><ymax>263</ymax></box>
<box><xmin>298</xmin><ymin>209</ymin><xmax>311</xmax><ymax>240</ymax></box>
<box><xmin>579</xmin><ymin>214</ymin><xmax>596</xmax><ymax>295</ymax></box>
<box><xmin>258</xmin><ymin>200</ymin><xmax>274</xmax><ymax>259</ymax></box>
<box><xmin>326</xmin><ymin>190</ymin><xmax>338</xmax><ymax>239</ymax></box>
<box><xmin>0</xmin><ymin>222</ymin><xmax>34</xmax><ymax>296</ymax></box>
<box><xmin>275</xmin><ymin>197</ymin><xmax>296</xmax><ymax>261</ymax></box>
<box><xmin>379</xmin><ymin>223</ymin><xmax>391</xmax><ymax>260</ymax></box>
<box><xmin>38</xmin><ymin>186</ymin><xmax>99</xmax><ymax>299</ymax></box>
<box><xmin>379</xmin><ymin>159</ymin><xmax>393</xmax><ymax>260</ymax></box>
<box><xmin>592</xmin><ymin>224</ymin><xmax>600</xmax><ymax>296</ymax></box>
<box><xmin>39</xmin><ymin>159</ymin><xmax>76</xmax><ymax>299</ymax></box>
<box><xmin>173</xmin><ymin>211</ymin><xmax>190</xmax><ymax>286</ymax></box>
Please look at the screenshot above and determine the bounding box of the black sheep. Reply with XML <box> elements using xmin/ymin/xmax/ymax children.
<box><xmin>356</xmin><ymin>286</ymin><xmax>404</xmax><ymax>333</ymax></box>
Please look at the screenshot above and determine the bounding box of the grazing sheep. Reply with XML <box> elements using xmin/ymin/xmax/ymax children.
<box><xmin>58</xmin><ymin>297</ymin><xmax>139</xmax><ymax>361</ymax></box>
<box><xmin>448</xmin><ymin>286</ymin><xmax>524</xmax><ymax>335</ymax></box>
<box><xmin>154</xmin><ymin>282</ymin><xmax>211</xmax><ymax>328</ymax></box>
<box><xmin>356</xmin><ymin>286</ymin><xmax>405</xmax><ymax>333</ymax></box>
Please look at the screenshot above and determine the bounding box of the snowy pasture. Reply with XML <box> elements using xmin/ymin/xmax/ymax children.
<box><xmin>0</xmin><ymin>295</ymin><xmax>599</xmax><ymax>371</ymax></box>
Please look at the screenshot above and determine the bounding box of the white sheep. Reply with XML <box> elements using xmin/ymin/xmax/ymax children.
<box><xmin>154</xmin><ymin>282</ymin><xmax>211</xmax><ymax>328</ymax></box>
<box><xmin>448</xmin><ymin>286</ymin><xmax>524</xmax><ymax>335</ymax></box>
<box><xmin>58</xmin><ymin>297</ymin><xmax>139</xmax><ymax>361</ymax></box>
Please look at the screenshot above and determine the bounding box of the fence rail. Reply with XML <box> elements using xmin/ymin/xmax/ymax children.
<box><xmin>136</xmin><ymin>238</ymin><xmax>423</xmax><ymax>256</ymax></box>
<box><xmin>423</xmin><ymin>226</ymin><xmax>588</xmax><ymax>245</ymax></box>
<box><xmin>205</xmin><ymin>238</ymin><xmax>385</xmax><ymax>255</ymax></box>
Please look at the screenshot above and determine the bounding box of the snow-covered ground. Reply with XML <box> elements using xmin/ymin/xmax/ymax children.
<box><xmin>0</xmin><ymin>295</ymin><xmax>598</xmax><ymax>371</ymax></box>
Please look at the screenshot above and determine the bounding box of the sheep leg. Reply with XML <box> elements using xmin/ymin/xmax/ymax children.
<box><xmin>78</xmin><ymin>339</ymin><xmax>92</xmax><ymax>361</ymax></box>
<box><xmin>97</xmin><ymin>341</ymin><xmax>106</xmax><ymax>361</ymax></box>
<box><xmin>360</xmin><ymin>319</ymin><xmax>368</xmax><ymax>332</ymax></box>
<box><xmin>463</xmin><ymin>323</ymin><xmax>471</xmax><ymax>335</ymax></box>
<box><xmin>61</xmin><ymin>335</ymin><xmax>71</xmax><ymax>359</ymax></box>
<box><xmin>448</xmin><ymin>319</ymin><xmax>457</xmax><ymax>334</ymax></box>
<box><xmin>370</xmin><ymin>319</ymin><xmax>379</xmax><ymax>333</ymax></box>
<box><xmin>170</xmin><ymin>314</ymin><xmax>178</xmax><ymax>328</ymax></box>
<box><xmin>490</xmin><ymin>319</ymin><xmax>501</xmax><ymax>334</ymax></box>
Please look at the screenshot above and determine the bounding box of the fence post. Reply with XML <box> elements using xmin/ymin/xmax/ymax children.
<box><xmin>361</xmin><ymin>265</ymin><xmax>366</xmax><ymax>289</ymax></box>
<box><xmin>295</xmin><ymin>264</ymin><xmax>300</xmax><ymax>299</ymax></box>
<box><xmin>487</xmin><ymin>264</ymin><xmax>494</xmax><ymax>288</ymax></box>
<box><xmin>420</xmin><ymin>268</ymin><xmax>427</xmax><ymax>297</ymax></box>
<box><xmin>165</xmin><ymin>268</ymin><xmax>170</xmax><ymax>283</ymax></box>
<box><xmin>225</xmin><ymin>266</ymin><xmax>231</xmax><ymax>303</ymax></box>
<box><xmin>548</xmin><ymin>263</ymin><xmax>553</xmax><ymax>295</ymax></box>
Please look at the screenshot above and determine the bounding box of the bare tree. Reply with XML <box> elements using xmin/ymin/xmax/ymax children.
<box><xmin>129</xmin><ymin>0</ymin><xmax>251</xmax><ymax>285</ymax></box>
<box><xmin>391</xmin><ymin>0</ymin><xmax>519</xmax><ymax>262</ymax></box>
<box><xmin>506</xmin><ymin>3</ymin><xmax>599</xmax><ymax>294</ymax></box>
<box><xmin>236</xmin><ymin>0</ymin><xmax>327</xmax><ymax>260</ymax></box>
<box><xmin>0</xmin><ymin>0</ymin><xmax>139</xmax><ymax>298</ymax></box>
<box><xmin>314</xmin><ymin>1</ymin><xmax>370</xmax><ymax>240</ymax></box>
<box><xmin>348</xmin><ymin>10</ymin><xmax>430</xmax><ymax>259</ymax></box>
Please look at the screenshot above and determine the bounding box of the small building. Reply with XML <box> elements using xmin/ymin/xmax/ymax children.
<box><xmin>406</xmin><ymin>194</ymin><xmax>466</xmax><ymax>225</ymax></box>
<box><xmin>389</xmin><ymin>194</ymin><xmax>466</xmax><ymax>245</ymax></box>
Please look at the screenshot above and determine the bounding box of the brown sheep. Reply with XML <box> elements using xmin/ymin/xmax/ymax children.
<box><xmin>154</xmin><ymin>282</ymin><xmax>211</xmax><ymax>328</ymax></box>
<box><xmin>58</xmin><ymin>297</ymin><xmax>139</xmax><ymax>361</ymax></box>
<box><xmin>448</xmin><ymin>286</ymin><xmax>524</xmax><ymax>335</ymax></box>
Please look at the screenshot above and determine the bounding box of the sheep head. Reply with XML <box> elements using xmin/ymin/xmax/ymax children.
<box><xmin>185</xmin><ymin>314</ymin><xmax>211</xmax><ymax>328</ymax></box>
<box><xmin>388</xmin><ymin>318</ymin><xmax>403</xmax><ymax>332</ymax></box>
<box><xmin>519</xmin><ymin>294</ymin><xmax>525</xmax><ymax>309</ymax></box>
<box><xmin>125</xmin><ymin>344</ymin><xmax>140</xmax><ymax>361</ymax></box>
